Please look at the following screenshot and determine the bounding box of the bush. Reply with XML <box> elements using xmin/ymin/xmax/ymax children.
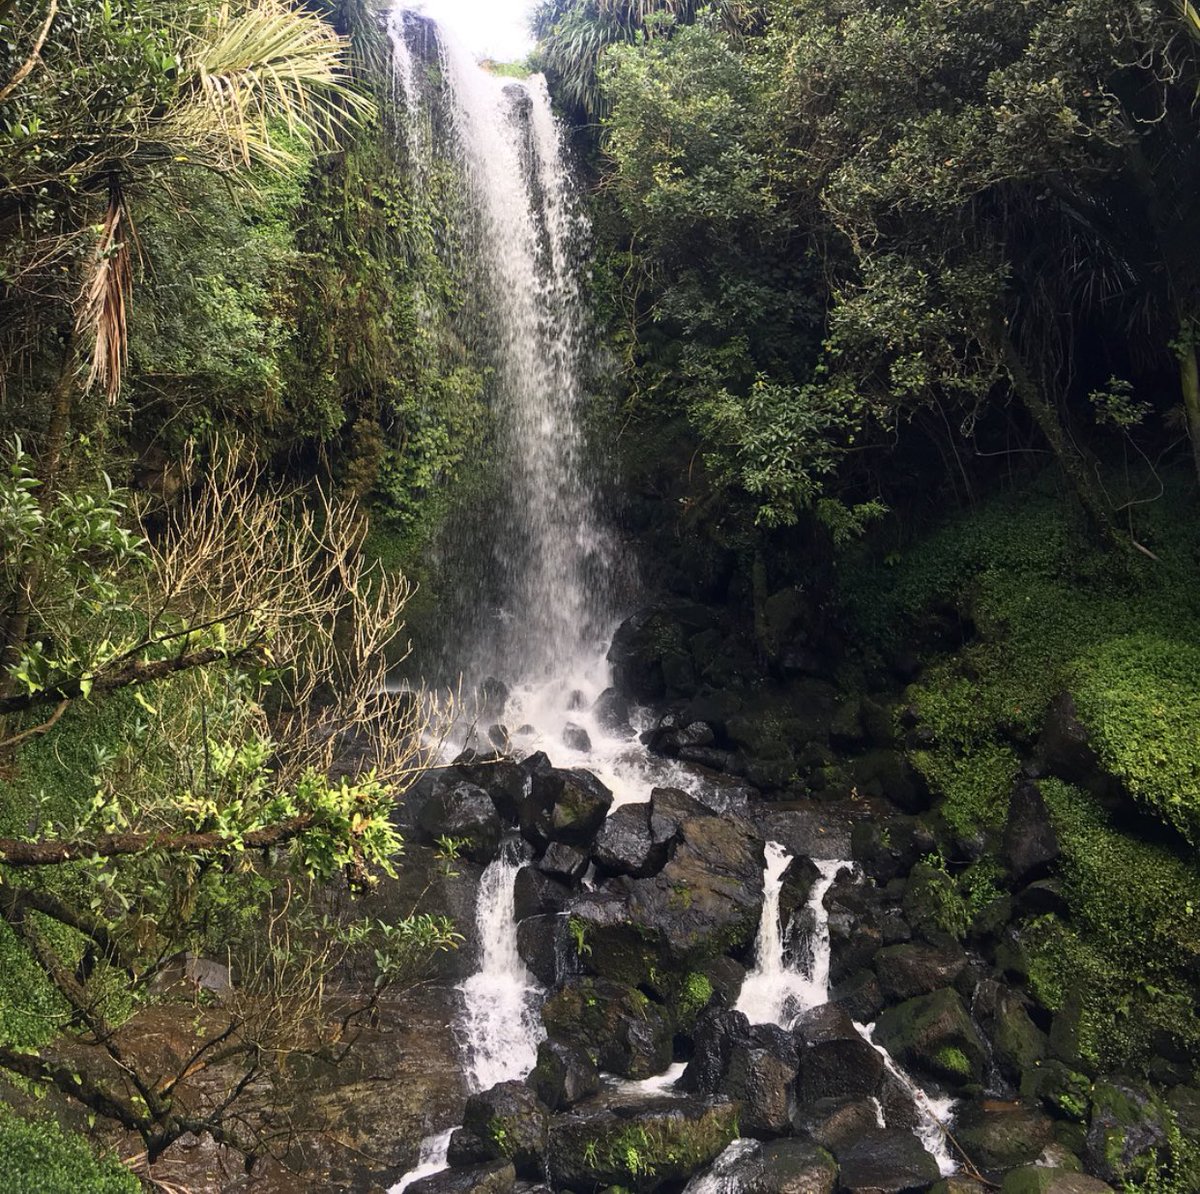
<box><xmin>0</xmin><ymin>1106</ymin><xmax>138</xmax><ymax>1194</ymax></box>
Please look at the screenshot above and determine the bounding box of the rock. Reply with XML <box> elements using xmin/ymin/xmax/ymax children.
<box><xmin>542</xmin><ymin>978</ymin><xmax>673</xmax><ymax>1079</ymax></box>
<box><xmin>562</xmin><ymin>722</ymin><xmax>592</xmax><ymax>752</ymax></box>
<box><xmin>537</xmin><ymin>841</ymin><xmax>590</xmax><ymax>884</ymax></box>
<box><xmin>591</xmin><ymin>801</ymin><xmax>668</xmax><ymax>878</ymax></box>
<box><xmin>1020</xmin><ymin>1060</ymin><xmax>1092</xmax><ymax>1122</ymax></box>
<box><xmin>447</xmin><ymin>1082</ymin><xmax>549</xmax><ymax>1179</ymax></box>
<box><xmin>874</xmin><ymin>942</ymin><xmax>968</xmax><ymax>1003</ymax></box>
<box><xmin>547</xmin><ymin>1098</ymin><xmax>739</xmax><ymax>1191</ymax></box>
<box><xmin>592</xmin><ymin>687</ymin><xmax>631</xmax><ymax>733</ymax></box>
<box><xmin>408</xmin><ymin>1159</ymin><xmax>516</xmax><ymax>1194</ymax></box>
<box><xmin>793</xmin><ymin>1003</ymin><xmax>886</xmax><ymax>1104</ymax></box>
<box><xmin>694</xmin><ymin>1021</ymin><xmax>798</xmax><ymax>1138</ymax></box>
<box><xmin>974</xmin><ymin>982</ymin><xmax>1047</xmax><ymax>1085</ymax></box>
<box><xmin>417</xmin><ymin>781</ymin><xmax>503</xmax><ymax>863</ymax></box>
<box><xmin>873</xmin><ymin>988</ymin><xmax>988</xmax><ymax>1089</ymax></box>
<box><xmin>833</xmin><ymin>1128</ymin><xmax>941</xmax><ymax>1193</ymax></box>
<box><xmin>513</xmin><ymin>866</ymin><xmax>571</xmax><ymax>921</ymax></box>
<box><xmin>852</xmin><ymin>817</ymin><xmax>937</xmax><ymax>884</ymax></box>
<box><xmin>516</xmin><ymin>914</ymin><xmax>570</xmax><ymax>986</ymax></box>
<box><xmin>1084</xmin><ymin>1079</ymin><xmax>1167</xmax><ymax>1185</ymax></box>
<box><xmin>778</xmin><ymin>854</ymin><xmax>821</xmax><ymax>930</ymax></box>
<box><xmin>1004</xmin><ymin>777</ymin><xmax>1060</xmax><ymax>885</ymax></box>
<box><xmin>527</xmin><ymin>1039</ymin><xmax>599</xmax><ymax>1111</ymax></box>
<box><xmin>831</xmin><ymin>969</ymin><xmax>886</xmax><ymax>1023</ymax></box>
<box><xmin>826</xmin><ymin>878</ymin><xmax>886</xmax><ymax>985</ymax></box>
<box><xmin>794</xmin><ymin>1098</ymin><xmax>885</xmax><ymax>1152</ymax></box>
<box><xmin>608</xmin><ymin>604</ymin><xmax>708</xmax><ymax>702</ymax></box>
<box><xmin>929</xmin><ymin>1180</ymin><xmax>989</xmax><ymax>1194</ymax></box>
<box><xmin>183</xmin><ymin>953</ymin><xmax>232</xmax><ymax>995</ymax></box>
<box><xmin>683</xmin><ymin>1137</ymin><xmax>838</xmax><ymax>1193</ymax></box>
<box><xmin>830</xmin><ymin>697</ymin><xmax>867</xmax><ymax>751</ymax></box>
<box><xmin>849</xmin><ymin>749</ymin><xmax>932</xmax><ymax>814</ymax></box>
<box><xmin>953</xmin><ymin>1100</ymin><xmax>1055</xmax><ymax>1172</ymax></box>
<box><xmin>679</xmin><ymin>746</ymin><xmax>734</xmax><ymax>771</ymax></box>
<box><xmin>649</xmin><ymin>719</ymin><xmax>717</xmax><ymax>757</ymax></box>
<box><xmin>1036</xmin><ymin>693</ymin><xmax>1102</xmax><ymax>786</ymax></box>
<box><xmin>455</xmin><ymin>758</ymin><xmax>531</xmax><ymax>826</ymax></box>
<box><xmin>1000</xmin><ymin>1169</ymin><xmax>1115</xmax><ymax>1193</ymax></box>
<box><xmin>520</xmin><ymin>762</ymin><xmax>613</xmax><ymax>848</ymax></box>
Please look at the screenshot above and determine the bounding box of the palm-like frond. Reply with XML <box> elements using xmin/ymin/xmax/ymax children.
<box><xmin>76</xmin><ymin>189</ymin><xmax>135</xmax><ymax>402</ymax></box>
<box><xmin>167</xmin><ymin>0</ymin><xmax>374</xmax><ymax>171</ymax></box>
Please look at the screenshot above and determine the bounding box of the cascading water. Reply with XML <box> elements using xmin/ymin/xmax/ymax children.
<box><xmin>457</xmin><ymin>847</ymin><xmax>544</xmax><ymax>1091</ymax></box>
<box><xmin>735</xmin><ymin>846</ymin><xmax>959</xmax><ymax>1176</ymax></box>
<box><xmin>392</xmin><ymin>1129</ymin><xmax>454</xmax><ymax>1194</ymax></box>
<box><xmin>735</xmin><ymin>846</ymin><xmax>847</xmax><ymax>1025</ymax></box>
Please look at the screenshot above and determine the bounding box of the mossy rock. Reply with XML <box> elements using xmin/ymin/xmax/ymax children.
<box><xmin>1083</xmin><ymin>1079</ymin><xmax>1168</xmax><ymax>1186</ymax></box>
<box><xmin>999</xmin><ymin>1167</ymin><xmax>1114</xmax><ymax>1193</ymax></box>
<box><xmin>873</xmin><ymin>987</ymin><xmax>987</xmax><ymax>1088</ymax></box>
<box><xmin>1020</xmin><ymin>1060</ymin><xmax>1092</xmax><ymax>1123</ymax></box>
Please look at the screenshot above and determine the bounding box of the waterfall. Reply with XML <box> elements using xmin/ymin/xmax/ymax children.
<box><xmin>736</xmin><ymin>847</ymin><xmax>958</xmax><ymax>1177</ymax></box>
<box><xmin>735</xmin><ymin>847</ymin><xmax>847</xmax><ymax>1026</ymax></box>
<box><xmin>458</xmin><ymin>848</ymin><xmax>544</xmax><ymax>1091</ymax></box>
<box><xmin>392</xmin><ymin>1129</ymin><xmax>454</xmax><ymax>1193</ymax></box>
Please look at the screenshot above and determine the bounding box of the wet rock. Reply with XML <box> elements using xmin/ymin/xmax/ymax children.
<box><xmin>873</xmin><ymin>988</ymin><xmax>988</xmax><ymax>1089</ymax></box>
<box><xmin>852</xmin><ymin>817</ymin><xmax>937</xmax><ymax>884</ymax></box>
<box><xmin>516</xmin><ymin>914</ymin><xmax>570</xmax><ymax>986</ymax></box>
<box><xmin>679</xmin><ymin>746</ymin><xmax>734</xmax><ymax>771</ymax></box>
<box><xmin>1036</xmin><ymin>693</ymin><xmax>1102</xmax><ymax>786</ymax></box>
<box><xmin>827</xmin><ymin>878</ymin><xmax>885</xmax><ymax>984</ymax></box>
<box><xmin>831</xmin><ymin>969</ymin><xmax>886</xmax><ymax>1023</ymax></box>
<box><xmin>1004</xmin><ymin>778</ymin><xmax>1060</xmax><ymax>885</ymax></box>
<box><xmin>930</xmin><ymin>1180</ymin><xmax>989</xmax><ymax>1194</ymax></box>
<box><xmin>1020</xmin><ymin>1060</ymin><xmax>1092</xmax><ymax>1122</ymax></box>
<box><xmin>408</xmin><ymin>1159</ymin><xmax>516</xmax><ymax>1194</ymax></box>
<box><xmin>547</xmin><ymin>1098</ymin><xmax>739</xmax><ymax>1191</ymax></box>
<box><xmin>683</xmin><ymin>1009</ymin><xmax>751</xmax><ymax>1094</ymax></box>
<box><xmin>608</xmin><ymin>605</ymin><xmax>703</xmax><ymax>702</ymax></box>
<box><xmin>447</xmin><ymin>1082</ymin><xmax>549</xmax><ymax>1179</ymax></box>
<box><xmin>974</xmin><ymin>982</ymin><xmax>1046</xmax><ymax>1084</ymax></box>
<box><xmin>542</xmin><ymin>978</ymin><xmax>673</xmax><ymax>1079</ymax></box>
<box><xmin>513</xmin><ymin>866</ymin><xmax>571</xmax><ymax>921</ymax></box>
<box><xmin>1084</xmin><ymin>1079</ymin><xmax>1167</xmax><ymax>1186</ymax></box>
<box><xmin>793</xmin><ymin>1003</ymin><xmax>886</xmax><ymax>1104</ymax></box>
<box><xmin>700</xmin><ymin>954</ymin><xmax>747</xmax><ymax>1009</ymax></box>
<box><xmin>650</xmin><ymin>719</ymin><xmax>717</xmax><ymax>757</ymax></box>
<box><xmin>683</xmin><ymin>1137</ymin><xmax>838</xmax><ymax>1194</ymax></box>
<box><xmin>874</xmin><ymin>942</ymin><xmax>968</xmax><ymax>1003</ymax></box>
<box><xmin>527</xmin><ymin>1039</ymin><xmax>599</xmax><ymax>1111</ymax></box>
<box><xmin>562</xmin><ymin>722</ymin><xmax>592</xmax><ymax>752</ymax></box>
<box><xmin>833</xmin><ymin>1128</ymin><xmax>941</xmax><ymax>1193</ymax></box>
<box><xmin>537</xmin><ymin>841</ymin><xmax>590</xmax><ymax>884</ymax></box>
<box><xmin>830</xmin><ymin>697</ymin><xmax>867</xmax><ymax>751</ymax></box>
<box><xmin>954</xmin><ymin>1100</ymin><xmax>1055</xmax><ymax>1172</ymax></box>
<box><xmin>591</xmin><ymin>802</ymin><xmax>667</xmax><ymax>879</ymax></box>
<box><xmin>418</xmin><ymin>781</ymin><xmax>503</xmax><ymax>863</ymax></box>
<box><xmin>778</xmin><ymin>854</ymin><xmax>821</xmax><ymax>930</ymax></box>
<box><xmin>793</xmin><ymin>1098</ymin><xmax>884</xmax><ymax>1152</ymax></box>
<box><xmin>592</xmin><ymin>687</ymin><xmax>631</xmax><ymax>733</ymax></box>
<box><xmin>451</xmin><ymin>758</ymin><xmax>531</xmax><ymax>826</ymax></box>
<box><xmin>849</xmin><ymin>750</ymin><xmax>932</xmax><ymax>814</ymax></box>
<box><xmin>999</xmin><ymin>1169</ymin><xmax>1115</xmax><ymax>1193</ymax></box>
<box><xmin>520</xmin><ymin>762</ymin><xmax>613</xmax><ymax>849</ymax></box>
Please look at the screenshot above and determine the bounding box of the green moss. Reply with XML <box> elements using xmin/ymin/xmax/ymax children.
<box><xmin>934</xmin><ymin>1045</ymin><xmax>973</xmax><ymax>1079</ymax></box>
<box><xmin>0</xmin><ymin>1105</ymin><xmax>138</xmax><ymax>1194</ymax></box>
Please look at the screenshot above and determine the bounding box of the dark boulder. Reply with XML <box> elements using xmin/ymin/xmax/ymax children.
<box><xmin>793</xmin><ymin>1003</ymin><xmax>886</xmax><ymax>1104</ymax></box>
<box><xmin>953</xmin><ymin>1100</ymin><xmax>1055</xmax><ymax>1173</ymax></box>
<box><xmin>407</xmin><ymin>1159</ymin><xmax>515</xmax><ymax>1194</ymax></box>
<box><xmin>778</xmin><ymin>854</ymin><xmax>821</xmax><ymax>931</ymax></box>
<box><xmin>682</xmin><ymin>1008</ymin><xmax>750</xmax><ymax>1093</ymax></box>
<box><xmin>1004</xmin><ymin>777</ymin><xmax>1060</xmax><ymax>885</ymax></box>
<box><xmin>973</xmin><ymin>981</ymin><xmax>1046</xmax><ymax>1085</ymax></box>
<box><xmin>561</xmin><ymin>722</ymin><xmax>591</xmax><ymax>753</ymax></box>
<box><xmin>1084</xmin><ymin>1079</ymin><xmax>1167</xmax><ymax>1186</ymax></box>
<box><xmin>683</xmin><ymin>1137</ymin><xmax>837</xmax><ymax>1194</ymax></box>
<box><xmin>537</xmin><ymin>841</ymin><xmax>590</xmax><ymax>884</ymax></box>
<box><xmin>832</xmin><ymin>969</ymin><xmax>886</xmax><ymax>1023</ymax></box>
<box><xmin>542</xmin><ymin>978</ymin><xmax>673</xmax><ymax>1079</ymax></box>
<box><xmin>547</xmin><ymin>1098</ymin><xmax>739</xmax><ymax>1191</ymax></box>
<box><xmin>447</xmin><ymin>1081</ymin><xmax>549</xmax><ymax>1179</ymax></box>
<box><xmin>520</xmin><ymin>763</ymin><xmax>613</xmax><ymax>849</ymax></box>
<box><xmin>454</xmin><ymin>757</ymin><xmax>531</xmax><ymax>826</ymax></box>
<box><xmin>513</xmin><ymin>866</ymin><xmax>571</xmax><ymax>921</ymax></box>
<box><xmin>417</xmin><ymin>781</ymin><xmax>503</xmax><ymax>863</ymax></box>
<box><xmin>874</xmin><ymin>942</ymin><xmax>968</xmax><ymax>1004</ymax></box>
<box><xmin>999</xmin><ymin>1169</ymin><xmax>1115</xmax><ymax>1193</ymax></box>
<box><xmin>516</xmin><ymin>914</ymin><xmax>571</xmax><ymax>986</ymax></box>
<box><xmin>851</xmin><ymin>817</ymin><xmax>936</xmax><ymax>885</ymax></box>
<box><xmin>793</xmin><ymin>1098</ymin><xmax>886</xmax><ymax>1153</ymax></box>
<box><xmin>873</xmin><ymin>988</ymin><xmax>988</xmax><ymax>1089</ymax></box>
<box><xmin>591</xmin><ymin>801</ymin><xmax>668</xmax><ymax>878</ymax></box>
<box><xmin>833</xmin><ymin>1129</ymin><xmax>941</xmax><ymax>1193</ymax></box>
<box><xmin>592</xmin><ymin>686</ymin><xmax>632</xmax><ymax>733</ymax></box>
<box><xmin>527</xmin><ymin>1038</ymin><xmax>599</xmax><ymax>1111</ymax></box>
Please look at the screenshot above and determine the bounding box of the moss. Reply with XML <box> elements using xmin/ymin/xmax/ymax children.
<box><xmin>0</xmin><ymin>1105</ymin><xmax>138</xmax><ymax>1194</ymax></box>
<box><xmin>934</xmin><ymin>1045</ymin><xmax>973</xmax><ymax>1080</ymax></box>
<box><xmin>675</xmin><ymin>971</ymin><xmax>714</xmax><ymax>1031</ymax></box>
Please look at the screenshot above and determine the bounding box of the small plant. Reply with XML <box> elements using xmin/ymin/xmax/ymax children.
<box><xmin>567</xmin><ymin>916</ymin><xmax>592</xmax><ymax>957</ymax></box>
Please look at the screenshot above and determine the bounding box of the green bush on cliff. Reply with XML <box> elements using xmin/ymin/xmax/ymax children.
<box><xmin>0</xmin><ymin>1106</ymin><xmax>138</xmax><ymax>1194</ymax></box>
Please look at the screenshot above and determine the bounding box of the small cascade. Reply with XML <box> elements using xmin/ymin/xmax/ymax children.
<box><xmin>735</xmin><ymin>846</ymin><xmax>847</xmax><ymax>1026</ymax></box>
<box><xmin>858</xmin><ymin>1021</ymin><xmax>958</xmax><ymax>1177</ymax></box>
<box><xmin>458</xmin><ymin>846</ymin><xmax>545</xmax><ymax>1091</ymax></box>
<box><xmin>606</xmin><ymin>1060</ymin><xmax>689</xmax><ymax>1103</ymax></box>
<box><xmin>682</xmin><ymin>1139</ymin><xmax>761</xmax><ymax>1194</ymax></box>
<box><xmin>391</xmin><ymin>1128</ymin><xmax>454</xmax><ymax>1193</ymax></box>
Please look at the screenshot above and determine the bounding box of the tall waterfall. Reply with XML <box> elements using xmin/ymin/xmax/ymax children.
<box><xmin>389</xmin><ymin>8</ymin><xmax>615</xmax><ymax>692</ymax></box>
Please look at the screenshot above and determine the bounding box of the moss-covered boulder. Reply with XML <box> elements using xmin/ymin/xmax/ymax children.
<box><xmin>953</xmin><ymin>1100</ymin><xmax>1055</xmax><ymax>1173</ymax></box>
<box><xmin>874</xmin><ymin>941</ymin><xmax>967</xmax><ymax>1003</ymax></box>
<box><xmin>832</xmin><ymin>1128</ymin><xmax>941</xmax><ymax>1193</ymax></box>
<box><xmin>685</xmin><ymin>1137</ymin><xmax>838</xmax><ymax>1193</ymax></box>
<box><xmin>546</xmin><ymin>1098</ymin><xmax>740</xmax><ymax>1191</ymax></box>
<box><xmin>527</xmin><ymin>1038</ymin><xmax>600</xmax><ymax>1111</ymax></box>
<box><xmin>1083</xmin><ymin>1079</ymin><xmax>1168</xmax><ymax>1186</ymax></box>
<box><xmin>999</xmin><ymin>1168</ymin><xmax>1113</xmax><ymax>1193</ymax></box>
<box><xmin>873</xmin><ymin>988</ymin><xmax>988</xmax><ymax>1089</ymax></box>
<box><xmin>446</xmin><ymin>1081</ymin><xmax>549</xmax><ymax>1179</ymax></box>
<box><xmin>542</xmin><ymin>978</ymin><xmax>673</xmax><ymax>1079</ymax></box>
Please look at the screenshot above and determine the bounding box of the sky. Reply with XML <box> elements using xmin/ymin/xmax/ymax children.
<box><xmin>412</xmin><ymin>0</ymin><xmax>537</xmax><ymax>62</ymax></box>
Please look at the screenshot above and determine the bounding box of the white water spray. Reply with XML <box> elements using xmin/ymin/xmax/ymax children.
<box><xmin>735</xmin><ymin>846</ymin><xmax>847</xmax><ymax>1025</ymax></box>
<box><xmin>392</xmin><ymin>1129</ymin><xmax>454</xmax><ymax>1193</ymax></box>
<box><xmin>458</xmin><ymin>850</ymin><xmax>544</xmax><ymax>1091</ymax></box>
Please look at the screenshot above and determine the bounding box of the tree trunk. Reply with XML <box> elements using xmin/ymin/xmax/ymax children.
<box><xmin>1177</xmin><ymin>323</ymin><xmax>1200</xmax><ymax>487</ymax></box>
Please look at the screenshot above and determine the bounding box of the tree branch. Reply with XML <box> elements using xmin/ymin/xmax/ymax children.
<box><xmin>0</xmin><ymin>1047</ymin><xmax>149</xmax><ymax>1133</ymax></box>
<box><xmin>0</xmin><ymin>814</ymin><xmax>315</xmax><ymax>867</ymax></box>
<box><xmin>0</xmin><ymin>0</ymin><xmax>58</xmax><ymax>105</ymax></box>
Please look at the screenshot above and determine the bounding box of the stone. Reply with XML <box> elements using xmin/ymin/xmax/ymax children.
<box><xmin>1020</xmin><ymin>1060</ymin><xmax>1092</xmax><ymax>1122</ymax></box>
<box><xmin>513</xmin><ymin>866</ymin><xmax>571</xmax><ymax>921</ymax></box>
<box><xmin>547</xmin><ymin>1099</ymin><xmax>739</xmax><ymax>1191</ymax></box>
<box><xmin>953</xmin><ymin>1100</ymin><xmax>1056</xmax><ymax>1172</ymax></box>
<box><xmin>682</xmin><ymin>1009</ymin><xmax>751</xmax><ymax>1094</ymax></box>
<box><xmin>1084</xmin><ymin>1079</ymin><xmax>1167</xmax><ymax>1186</ymax></box>
<box><xmin>831</xmin><ymin>969</ymin><xmax>886</xmax><ymax>1023</ymax></box>
<box><xmin>592</xmin><ymin>686</ymin><xmax>631</xmax><ymax>732</ymax></box>
<box><xmin>683</xmin><ymin>1137</ymin><xmax>838</xmax><ymax>1194</ymax></box>
<box><xmin>408</xmin><ymin>1159</ymin><xmax>516</xmax><ymax>1194</ymax></box>
<box><xmin>562</xmin><ymin>722</ymin><xmax>591</xmax><ymax>752</ymax></box>
<box><xmin>851</xmin><ymin>817</ymin><xmax>937</xmax><ymax>884</ymax></box>
<box><xmin>591</xmin><ymin>801</ymin><xmax>668</xmax><ymax>878</ymax></box>
<box><xmin>874</xmin><ymin>942</ymin><xmax>968</xmax><ymax>1003</ymax></box>
<box><xmin>1004</xmin><ymin>777</ymin><xmax>1060</xmax><ymax>885</ymax></box>
<box><xmin>833</xmin><ymin>1129</ymin><xmax>942</xmax><ymax>1193</ymax></box>
<box><xmin>999</xmin><ymin>1169</ymin><xmax>1114</xmax><ymax>1194</ymax></box>
<box><xmin>541</xmin><ymin>978</ymin><xmax>673</xmax><ymax>1079</ymax></box>
<box><xmin>516</xmin><ymin>914</ymin><xmax>570</xmax><ymax>986</ymax></box>
<box><xmin>975</xmin><ymin>983</ymin><xmax>1047</xmax><ymax>1085</ymax></box>
<box><xmin>793</xmin><ymin>1003</ymin><xmax>886</xmax><ymax>1104</ymax></box>
<box><xmin>520</xmin><ymin>762</ymin><xmax>613</xmax><ymax>849</ymax></box>
<box><xmin>794</xmin><ymin>1099</ymin><xmax>885</xmax><ymax>1153</ymax></box>
<box><xmin>417</xmin><ymin>781</ymin><xmax>503</xmax><ymax>863</ymax></box>
<box><xmin>873</xmin><ymin>988</ymin><xmax>988</xmax><ymax>1089</ymax></box>
<box><xmin>527</xmin><ymin>1039</ymin><xmax>599</xmax><ymax>1111</ymax></box>
<box><xmin>537</xmin><ymin>841</ymin><xmax>589</xmax><ymax>884</ymax></box>
<box><xmin>717</xmin><ymin>1023</ymin><xmax>799</xmax><ymax>1137</ymax></box>
<box><xmin>929</xmin><ymin>1180</ymin><xmax>989</xmax><ymax>1194</ymax></box>
<box><xmin>1036</xmin><ymin>692</ymin><xmax>1102</xmax><ymax>787</ymax></box>
<box><xmin>454</xmin><ymin>758</ymin><xmax>531</xmax><ymax>826</ymax></box>
<box><xmin>447</xmin><ymin>1081</ymin><xmax>549</xmax><ymax>1179</ymax></box>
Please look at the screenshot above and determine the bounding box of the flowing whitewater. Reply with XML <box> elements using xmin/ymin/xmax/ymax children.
<box><xmin>736</xmin><ymin>846</ymin><xmax>958</xmax><ymax>1177</ymax></box>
